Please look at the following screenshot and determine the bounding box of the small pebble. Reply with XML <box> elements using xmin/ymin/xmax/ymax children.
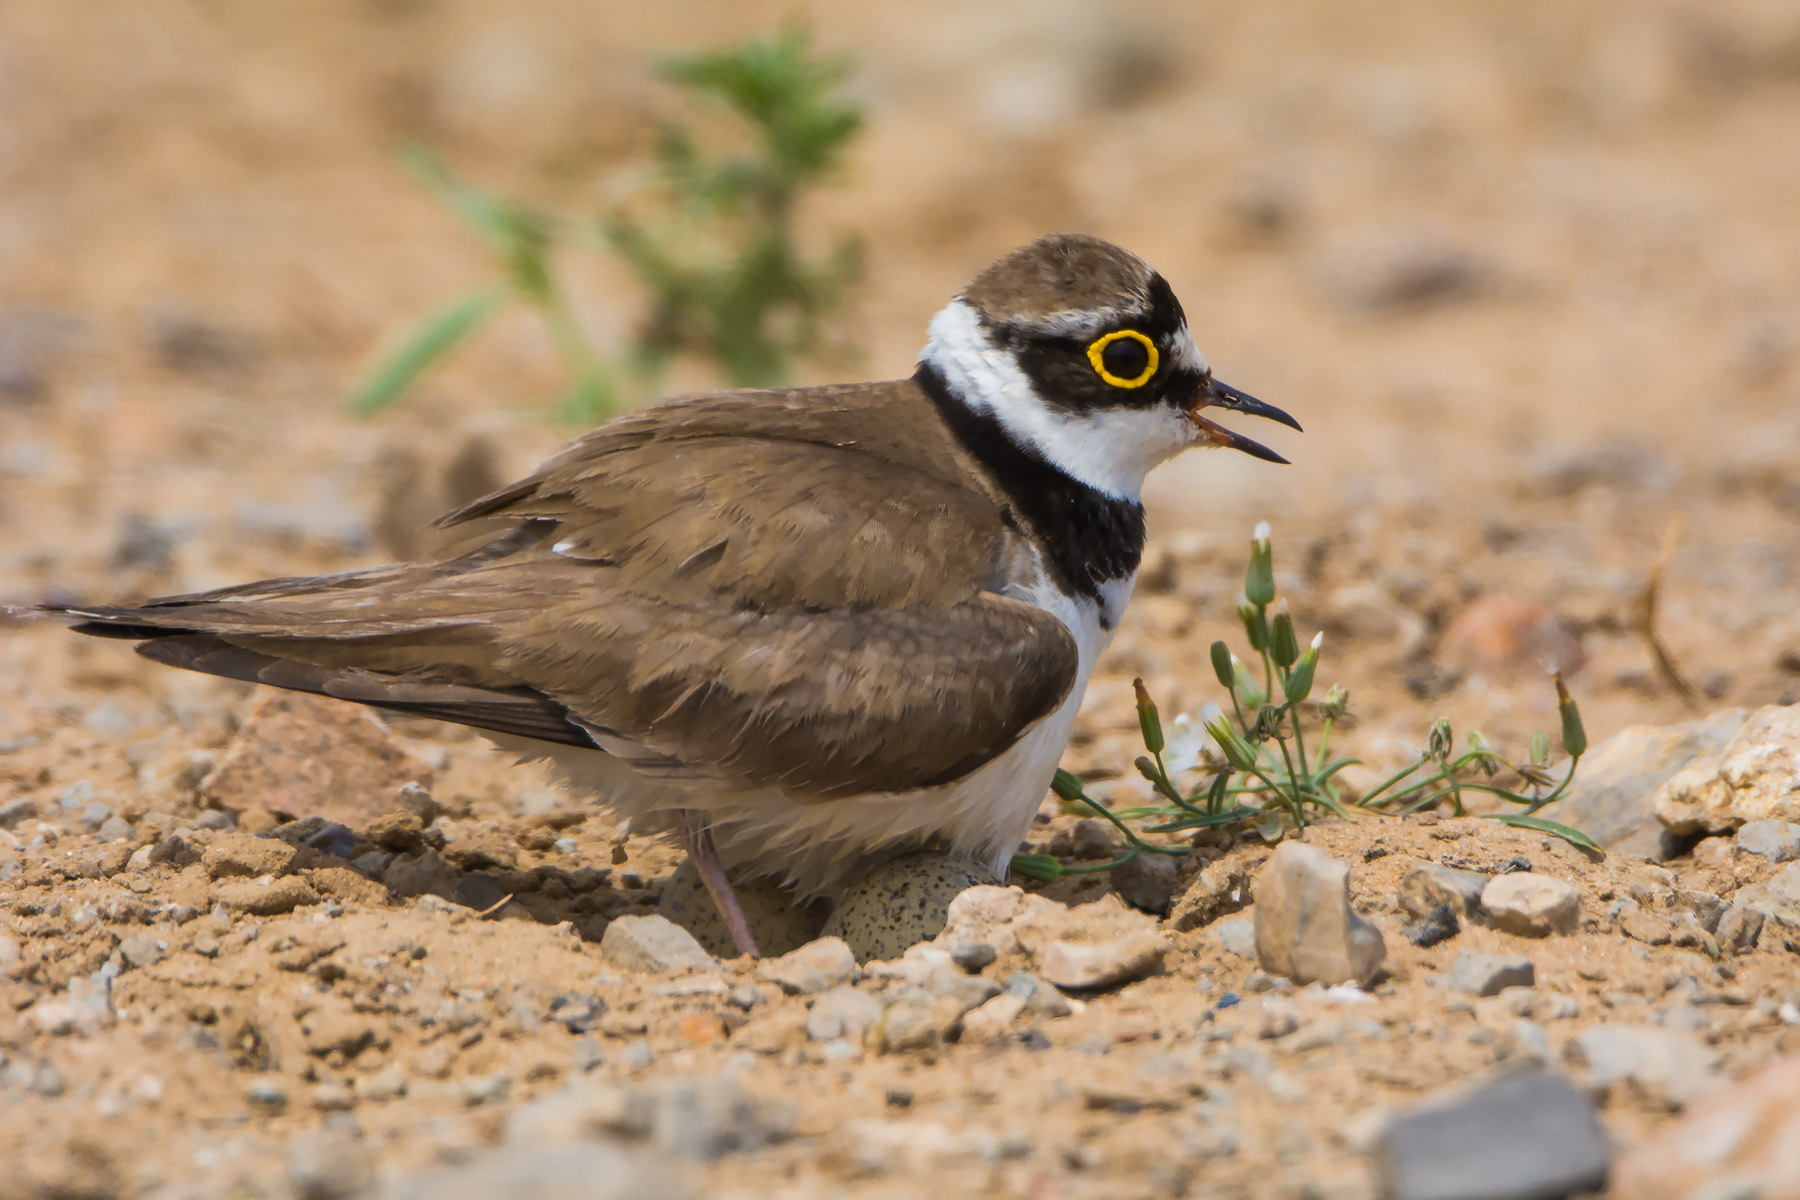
<box><xmin>947</xmin><ymin>941</ymin><xmax>998</xmax><ymax>973</ymax></box>
<box><xmin>1481</xmin><ymin>873</ymin><xmax>1580</xmax><ymax>937</ymax></box>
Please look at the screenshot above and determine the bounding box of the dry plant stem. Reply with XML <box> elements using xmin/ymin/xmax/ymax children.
<box><xmin>678</xmin><ymin>809</ymin><xmax>761</xmax><ymax>959</ymax></box>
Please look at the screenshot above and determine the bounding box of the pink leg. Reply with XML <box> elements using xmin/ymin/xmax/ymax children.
<box><xmin>678</xmin><ymin>810</ymin><xmax>760</xmax><ymax>959</ymax></box>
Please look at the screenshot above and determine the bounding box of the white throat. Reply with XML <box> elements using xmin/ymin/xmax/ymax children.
<box><xmin>918</xmin><ymin>299</ymin><xmax>1199</xmax><ymax>502</ymax></box>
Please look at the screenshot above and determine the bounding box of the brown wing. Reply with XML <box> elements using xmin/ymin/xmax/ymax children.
<box><xmin>53</xmin><ymin>379</ymin><xmax>1080</xmax><ymax>794</ymax></box>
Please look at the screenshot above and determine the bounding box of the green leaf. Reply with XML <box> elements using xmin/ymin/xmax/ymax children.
<box><xmin>1485</xmin><ymin>813</ymin><xmax>1603</xmax><ymax>856</ymax></box>
<box><xmin>1008</xmin><ymin>853</ymin><xmax>1064</xmax><ymax>882</ymax></box>
<box><xmin>351</xmin><ymin>289</ymin><xmax>509</xmax><ymax>415</ymax></box>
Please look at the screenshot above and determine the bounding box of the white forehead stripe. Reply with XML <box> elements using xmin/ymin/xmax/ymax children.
<box><xmin>919</xmin><ymin>299</ymin><xmax>1200</xmax><ymax>503</ymax></box>
<box><xmin>1172</xmin><ymin>324</ymin><xmax>1209</xmax><ymax>375</ymax></box>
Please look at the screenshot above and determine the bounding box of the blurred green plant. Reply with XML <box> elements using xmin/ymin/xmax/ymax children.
<box><xmin>351</xmin><ymin>26</ymin><xmax>865</xmax><ymax>424</ymax></box>
<box><xmin>1013</xmin><ymin>523</ymin><xmax>1597</xmax><ymax>883</ymax></box>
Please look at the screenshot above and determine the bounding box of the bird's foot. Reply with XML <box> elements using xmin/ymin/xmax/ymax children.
<box><xmin>677</xmin><ymin>810</ymin><xmax>761</xmax><ymax>959</ymax></box>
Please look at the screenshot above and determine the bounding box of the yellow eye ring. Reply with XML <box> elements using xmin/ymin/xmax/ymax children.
<box><xmin>1086</xmin><ymin>329</ymin><xmax>1160</xmax><ymax>388</ymax></box>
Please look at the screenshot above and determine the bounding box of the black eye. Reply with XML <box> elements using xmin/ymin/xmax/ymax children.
<box><xmin>1086</xmin><ymin>329</ymin><xmax>1159</xmax><ymax>387</ymax></box>
<box><xmin>1102</xmin><ymin>336</ymin><xmax>1149</xmax><ymax>381</ymax></box>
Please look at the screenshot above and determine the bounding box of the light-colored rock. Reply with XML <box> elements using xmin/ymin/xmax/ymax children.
<box><xmin>932</xmin><ymin>886</ymin><xmax>1055</xmax><ymax>957</ymax></box>
<box><xmin>1736</xmin><ymin>818</ymin><xmax>1800</xmax><ymax>863</ymax></box>
<box><xmin>1398</xmin><ymin>861</ymin><xmax>1488</xmax><ymax>920</ymax></box>
<box><xmin>506</xmin><ymin>1072</ymin><xmax>792</xmax><ymax>1164</ymax></box>
<box><xmin>1557</xmin><ymin>708</ymin><xmax>1749</xmax><ymax>857</ymax></box>
<box><xmin>1038</xmin><ymin>931</ymin><xmax>1166</xmax><ymax>990</ymax></box>
<box><xmin>1213</xmin><ymin>915</ymin><xmax>1257</xmax><ymax>958</ymax></box>
<box><xmin>934</xmin><ymin>887</ymin><xmax>1160</xmax><ymax>984</ymax></box>
<box><xmin>1480</xmin><ymin>873</ymin><xmax>1580</xmax><ymax>937</ymax></box>
<box><xmin>380</xmin><ymin>1144</ymin><xmax>691</xmax><ymax>1200</ymax></box>
<box><xmin>872</xmin><ymin>999</ymin><xmax>957</xmax><ymax>1053</ymax></box>
<box><xmin>1444</xmin><ymin>951</ymin><xmax>1534</xmax><ymax>997</ymax></box>
<box><xmin>1565</xmin><ymin>1023</ymin><xmax>1721</xmax><ymax>1109</ymax></box>
<box><xmin>600</xmin><ymin>915</ymin><xmax>718</xmax><ymax>975</ymax></box>
<box><xmin>959</xmin><ymin>993</ymin><xmax>1027</xmax><ymax>1044</ymax></box>
<box><xmin>28</xmin><ymin>978</ymin><xmax>113</xmax><ymax>1036</ymax></box>
<box><xmin>921</xmin><ymin>964</ymin><xmax>1002</xmax><ymax>1014</ymax></box>
<box><xmin>1718</xmin><ymin>861</ymin><xmax>1800</xmax><ymax>951</ymax></box>
<box><xmin>1610</xmin><ymin>1053</ymin><xmax>1800</xmax><ymax>1200</ymax></box>
<box><xmin>1255</xmin><ymin>996</ymin><xmax>1300</xmax><ymax>1039</ymax></box>
<box><xmin>757</xmin><ymin>937</ymin><xmax>855</xmax><ymax>995</ymax></box>
<box><xmin>1253</xmin><ymin>842</ymin><xmax>1387</xmax><ymax>985</ymax></box>
<box><xmin>1655</xmin><ymin>705</ymin><xmax>1800</xmax><ymax>836</ymax></box>
<box><xmin>805</xmin><ymin>986</ymin><xmax>881</xmax><ymax>1043</ymax></box>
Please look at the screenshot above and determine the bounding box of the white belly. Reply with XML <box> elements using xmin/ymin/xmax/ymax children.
<box><xmin>505</xmin><ymin>574</ymin><xmax>1132</xmax><ymax>897</ymax></box>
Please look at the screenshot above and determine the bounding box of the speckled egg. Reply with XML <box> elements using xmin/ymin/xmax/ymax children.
<box><xmin>656</xmin><ymin>861</ymin><xmax>827</xmax><ymax>959</ymax></box>
<box><xmin>820</xmin><ymin>851</ymin><xmax>1002</xmax><ymax>962</ymax></box>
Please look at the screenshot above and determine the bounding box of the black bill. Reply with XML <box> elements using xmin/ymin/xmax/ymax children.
<box><xmin>1188</xmin><ymin>377</ymin><xmax>1301</xmax><ymax>465</ymax></box>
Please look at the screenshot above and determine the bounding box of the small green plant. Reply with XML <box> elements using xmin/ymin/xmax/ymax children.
<box><xmin>1013</xmin><ymin>523</ymin><xmax>1597</xmax><ymax>882</ymax></box>
<box><xmin>352</xmin><ymin>26</ymin><xmax>865</xmax><ymax>424</ymax></box>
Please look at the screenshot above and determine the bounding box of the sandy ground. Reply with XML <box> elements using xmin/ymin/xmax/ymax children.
<box><xmin>2</xmin><ymin>1</ymin><xmax>1800</xmax><ymax>1197</ymax></box>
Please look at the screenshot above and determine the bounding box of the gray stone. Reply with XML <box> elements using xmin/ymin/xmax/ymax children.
<box><xmin>1480</xmin><ymin>873</ymin><xmax>1580</xmax><ymax>937</ymax></box>
<box><xmin>1214</xmin><ymin>915</ymin><xmax>1257</xmax><ymax>958</ymax></box>
<box><xmin>246</xmin><ymin>1079</ymin><xmax>289</xmax><ymax>1113</ymax></box>
<box><xmin>1445</xmin><ymin>951</ymin><xmax>1534</xmax><ymax>997</ymax></box>
<box><xmin>97</xmin><ymin>815</ymin><xmax>136</xmax><ymax>843</ymax></box>
<box><xmin>1721</xmin><ymin>861</ymin><xmax>1800</xmax><ymax>951</ymax></box>
<box><xmin>1556</xmin><ymin>708</ymin><xmax>1748</xmax><ymax>857</ymax></box>
<box><xmin>118</xmin><ymin>936</ymin><xmax>164</xmax><ymax>969</ymax></box>
<box><xmin>81</xmin><ymin>801</ymin><xmax>113</xmax><ymax>830</ymax></box>
<box><xmin>1110</xmin><ymin>851</ymin><xmax>1181</xmax><ymax>914</ymax></box>
<box><xmin>0</xmin><ymin>798</ymin><xmax>37</xmax><ymax>830</ymax></box>
<box><xmin>1735</xmin><ymin>819</ymin><xmax>1800</xmax><ymax>863</ymax></box>
<box><xmin>1253</xmin><ymin>842</ymin><xmax>1387</xmax><ymax>985</ymax></box>
<box><xmin>148</xmin><ymin>833</ymin><xmax>200</xmax><ymax>867</ymax></box>
<box><xmin>1039</xmin><ymin>931</ymin><xmax>1166</xmax><ymax>990</ymax></box>
<box><xmin>288</xmin><ymin>1128</ymin><xmax>373</xmax><ymax>1200</ymax></box>
<box><xmin>922</xmin><ymin>964</ymin><xmax>1002</xmax><ymax>1014</ymax></box>
<box><xmin>1050</xmin><ymin>818</ymin><xmax>1124</xmax><ymax>860</ymax></box>
<box><xmin>1403</xmin><ymin>905</ymin><xmax>1461</xmax><ymax>948</ymax></box>
<box><xmin>946</xmin><ymin>940</ymin><xmax>997</xmax><ymax>973</ymax></box>
<box><xmin>599</xmin><ymin>915</ymin><xmax>718</xmax><ymax>975</ymax></box>
<box><xmin>806</xmin><ymin>986</ymin><xmax>882</xmax><ymax>1042</ymax></box>
<box><xmin>1374</xmin><ymin>1070</ymin><xmax>1608</xmax><ymax>1200</ymax></box>
<box><xmin>875</xmin><ymin>1001</ymin><xmax>949</xmax><ymax>1053</ymax></box>
<box><xmin>1566</xmin><ymin>1024</ymin><xmax>1720</xmax><ymax>1109</ymax></box>
<box><xmin>756</xmin><ymin>937</ymin><xmax>855</xmax><ymax>995</ymax></box>
<box><xmin>507</xmin><ymin>1073</ymin><xmax>792</xmax><ymax>1164</ymax></box>
<box><xmin>382</xmin><ymin>1145</ymin><xmax>691</xmax><ymax>1200</ymax></box>
<box><xmin>1398</xmin><ymin>861</ymin><xmax>1487</xmax><ymax>920</ymax></box>
<box><xmin>960</xmin><ymin>993</ymin><xmax>1028</xmax><ymax>1043</ymax></box>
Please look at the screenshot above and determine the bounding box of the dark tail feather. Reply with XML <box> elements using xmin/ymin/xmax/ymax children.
<box><xmin>63</xmin><ymin>619</ymin><xmax>595</xmax><ymax>749</ymax></box>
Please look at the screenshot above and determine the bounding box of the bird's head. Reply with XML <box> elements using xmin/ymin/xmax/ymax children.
<box><xmin>919</xmin><ymin>233</ymin><xmax>1300</xmax><ymax>501</ymax></box>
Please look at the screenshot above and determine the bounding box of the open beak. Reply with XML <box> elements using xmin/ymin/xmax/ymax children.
<box><xmin>1187</xmin><ymin>378</ymin><xmax>1301</xmax><ymax>465</ymax></box>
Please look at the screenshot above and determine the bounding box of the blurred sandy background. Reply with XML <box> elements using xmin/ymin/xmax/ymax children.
<box><xmin>2</xmin><ymin>0</ymin><xmax>1799</xmax><ymax>745</ymax></box>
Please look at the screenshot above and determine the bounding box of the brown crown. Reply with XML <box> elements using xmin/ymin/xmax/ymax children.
<box><xmin>959</xmin><ymin>233</ymin><xmax>1156</xmax><ymax>330</ymax></box>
